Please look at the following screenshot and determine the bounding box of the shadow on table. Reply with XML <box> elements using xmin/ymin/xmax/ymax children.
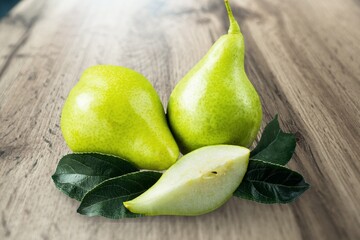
<box><xmin>0</xmin><ymin>0</ymin><xmax>21</xmax><ymax>18</ymax></box>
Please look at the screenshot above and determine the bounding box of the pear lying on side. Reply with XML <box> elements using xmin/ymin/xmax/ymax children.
<box><xmin>167</xmin><ymin>0</ymin><xmax>262</xmax><ymax>153</ymax></box>
<box><xmin>61</xmin><ymin>65</ymin><xmax>179</xmax><ymax>170</ymax></box>
<box><xmin>124</xmin><ymin>145</ymin><xmax>249</xmax><ymax>216</ymax></box>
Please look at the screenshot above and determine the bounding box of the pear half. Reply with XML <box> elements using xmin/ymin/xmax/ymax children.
<box><xmin>124</xmin><ymin>145</ymin><xmax>249</xmax><ymax>216</ymax></box>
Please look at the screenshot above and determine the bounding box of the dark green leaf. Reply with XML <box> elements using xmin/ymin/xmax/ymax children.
<box><xmin>77</xmin><ymin>171</ymin><xmax>162</xmax><ymax>219</ymax></box>
<box><xmin>52</xmin><ymin>153</ymin><xmax>138</xmax><ymax>201</ymax></box>
<box><xmin>251</xmin><ymin>132</ymin><xmax>296</xmax><ymax>165</ymax></box>
<box><xmin>234</xmin><ymin>160</ymin><xmax>309</xmax><ymax>204</ymax></box>
<box><xmin>250</xmin><ymin>115</ymin><xmax>296</xmax><ymax>165</ymax></box>
<box><xmin>251</xmin><ymin>114</ymin><xmax>280</xmax><ymax>156</ymax></box>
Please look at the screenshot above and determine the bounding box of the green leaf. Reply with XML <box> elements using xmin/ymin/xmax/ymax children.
<box><xmin>251</xmin><ymin>114</ymin><xmax>280</xmax><ymax>156</ymax></box>
<box><xmin>234</xmin><ymin>160</ymin><xmax>309</xmax><ymax>204</ymax></box>
<box><xmin>250</xmin><ymin>115</ymin><xmax>296</xmax><ymax>165</ymax></box>
<box><xmin>52</xmin><ymin>153</ymin><xmax>138</xmax><ymax>201</ymax></box>
<box><xmin>77</xmin><ymin>171</ymin><xmax>162</xmax><ymax>219</ymax></box>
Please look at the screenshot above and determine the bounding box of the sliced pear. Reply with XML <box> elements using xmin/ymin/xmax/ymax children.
<box><xmin>124</xmin><ymin>145</ymin><xmax>249</xmax><ymax>216</ymax></box>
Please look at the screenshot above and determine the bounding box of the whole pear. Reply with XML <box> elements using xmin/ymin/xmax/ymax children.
<box><xmin>124</xmin><ymin>145</ymin><xmax>249</xmax><ymax>216</ymax></box>
<box><xmin>61</xmin><ymin>65</ymin><xmax>179</xmax><ymax>170</ymax></box>
<box><xmin>167</xmin><ymin>0</ymin><xmax>262</xmax><ymax>153</ymax></box>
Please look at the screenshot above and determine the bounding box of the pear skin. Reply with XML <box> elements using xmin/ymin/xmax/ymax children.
<box><xmin>61</xmin><ymin>65</ymin><xmax>179</xmax><ymax>170</ymax></box>
<box><xmin>167</xmin><ymin>0</ymin><xmax>262</xmax><ymax>153</ymax></box>
<box><xmin>124</xmin><ymin>145</ymin><xmax>250</xmax><ymax>216</ymax></box>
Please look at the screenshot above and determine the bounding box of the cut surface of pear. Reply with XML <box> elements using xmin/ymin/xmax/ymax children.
<box><xmin>167</xmin><ymin>0</ymin><xmax>262</xmax><ymax>154</ymax></box>
<box><xmin>124</xmin><ymin>145</ymin><xmax>250</xmax><ymax>216</ymax></box>
<box><xmin>61</xmin><ymin>65</ymin><xmax>179</xmax><ymax>170</ymax></box>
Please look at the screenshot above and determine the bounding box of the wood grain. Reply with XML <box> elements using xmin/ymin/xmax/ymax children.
<box><xmin>0</xmin><ymin>0</ymin><xmax>359</xmax><ymax>239</ymax></box>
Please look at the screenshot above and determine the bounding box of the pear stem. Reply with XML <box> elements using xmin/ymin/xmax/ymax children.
<box><xmin>224</xmin><ymin>0</ymin><xmax>241</xmax><ymax>34</ymax></box>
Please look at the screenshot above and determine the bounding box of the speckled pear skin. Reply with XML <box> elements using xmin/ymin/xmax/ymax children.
<box><xmin>61</xmin><ymin>65</ymin><xmax>179</xmax><ymax>170</ymax></box>
<box><xmin>167</xmin><ymin>0</ymin><xmax>262</xmax><ymax>154</ymax></box>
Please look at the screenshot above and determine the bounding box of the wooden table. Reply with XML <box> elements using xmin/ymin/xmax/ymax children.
<box><xmin>1</xmin><ymin>0</ymin><xmax>359</xmax><ymax>239</ymax></box>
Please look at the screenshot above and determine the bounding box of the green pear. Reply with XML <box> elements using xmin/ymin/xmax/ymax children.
<box><xmin>61</xmin><ymin>65</ymin><xmax>179</xmax><ymax>170</ymax></box>
<box><xmin>124</xmin><ymin>145</ymin><xmax>249</xmax><ymax>216</ymax></box>
<box><xmin>167</xmin><ymin>0</ymin><xmax>262</xmax><ymax>153</ymax></box>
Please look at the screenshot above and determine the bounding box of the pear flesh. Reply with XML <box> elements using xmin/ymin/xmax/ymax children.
<box><xmin>124</xmin><ymin>145</ymin><xmax>249</xmax><ymax>216</ymax></box>
<box><xmin>167</xmin><ymin>0</ymin><xmax>262</xmax><ymax>153</ymax></box>
<box><xmin>61</xmin><ymin>65</ymin><xmax>179</xmax><ymax>170</ymax></box>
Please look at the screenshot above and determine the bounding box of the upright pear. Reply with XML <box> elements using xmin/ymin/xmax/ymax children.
<box><xmin>61</xmin><ymin>65</ymin><xmax>179</xmax><ymax>170</ymax></box>
<box><xmin>167</xmin><ymin>0</ymin><xmax>262</xmax><ymax>153</ymax></box>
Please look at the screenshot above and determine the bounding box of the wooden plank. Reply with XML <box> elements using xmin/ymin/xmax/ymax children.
<box><xmin>0</xmin><ymin>0</ymin><xmax>359</xmax><ymax>239</ymax></box>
